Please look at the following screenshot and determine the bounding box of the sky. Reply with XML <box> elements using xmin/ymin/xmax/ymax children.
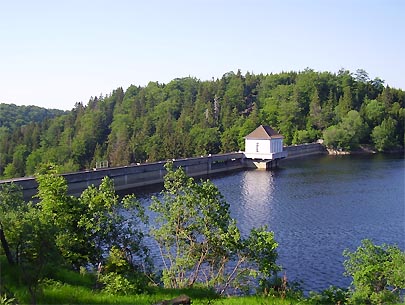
<box><xmin>1</xmin><ymin>0</ymin><xmax>404</xmax><ymax>110</ymax></box>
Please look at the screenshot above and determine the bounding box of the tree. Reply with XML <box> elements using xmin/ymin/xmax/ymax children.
<box><xmin>223</xmin><ymin>72</ymin><xmax>245</xmax><ymax>112</ymax></box>
<box><xmin>189</xmin><ymin>126</ymin><xmax>221</xmax><ymax>156</ymax></box>
<box><xmin>0</xmin><ymin>181</ymin><xmax>59</xmax><ymax>304</ymax></box>
<box><xmin>278</xmin><ymin>97</ymin><xmax>301</xmax><ymax>145</ymax></box>
<box><xmin>1</xmin><ymin>69</ymin><xmax>404</xmax><ymax>171</ymax></box>
<box><xmin>10</xmin><ymin>144</ymin><xmax>29</xmax><ymax>177</ymax></box>
<box><xmin>0</xmin><ymin>182</ymin><xmax>23</xmax><ymax>265</ymax></box>
<box><xmin>150</xmin><ymin>163</ymin><xmax>279</xmax><ymax>294</ymax></box>
<box><xmin>344</xmin><ymin>239</ymin><xmax>405</xmax><ymax>305</ymax></box>
<box><xmin>321</xmin><ymin>90</ymin><xmax>337</xmax><ymax>126</ymax></box>
<box><xmin>371</xmin><ymin>118</ymin><xmax>398</xmax><ymax>152</ymax></box>
<box><xmin>323</xmin><ymin>125</ymin><xmax>348</xmax><ymax>151</ymax></box>
<box><xmin>220</xmin><ymin>125</ymin><xmax>242</xmax><ymax>153</ymax></box>
<box><xmin>35</xmin><ymin>164</ymin><xmax>89</xmax><ymax>267</ymax></box>
<box><xmin>308</xmin><ymin>88</ymin><xmax>323</xmax><ymax>129</ymax></box>
<box><xmin>25</xmin><ymin>149</ymin><xmax>43</xmax><ymax>175</ymax></box>
<box><xmin>323</xmin><ymin>110</ymin><xmax>366</xmax><ymax>150</ymax></box>
<box><xmin>335</xmin><ymin>86</ymin><xmax>353</xmax><ymax>121</ymax></box>
<box><xmin>78</xmin><ymin>177</ymin><xmax>149</xmax><ymax>268</ymax></box>
<box><xmin>34</xmin><ymin>164</ymin><xmax>149</xmax><ymax>270</ymax></box>
<box><xmin>362</xmin><ymin>99</ymin><xmax>386</xmax><ymax>127</ymax></box>
<box><xmin>292</xmin><ymin>128</ymin><xmax>319</xmax><ymax>145</ymax></box>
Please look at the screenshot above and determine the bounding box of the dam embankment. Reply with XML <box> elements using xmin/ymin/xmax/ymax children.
<box><xmin>284</xmin><ymin>142</ymin><xmax>327</xmax><ymax>158</ymax></box>
<box><xmin>1</xmin><ymin>143</ymin><xmax>326</xmax><ymax>200</ymax></box>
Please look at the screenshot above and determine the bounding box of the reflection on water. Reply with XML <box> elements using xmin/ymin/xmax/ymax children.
<box><xmin>135</xmin><ymin>154</ymin><xmax>405</xmax><ymax>293</ymax></box>
<box><xmin>240</xmin><ymin>170</ymin><xmax>275</xmax><ymax>227</ymax></box>
<box><xmin>213</xmin><ymin>154</ymin><xmax>405</xmax><ymax>293</ymax></box>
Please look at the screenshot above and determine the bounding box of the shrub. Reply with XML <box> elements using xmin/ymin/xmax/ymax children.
<box><xmin>307</xmin><ymin>286</ymin><xmax>349</xmax><ymax>304</ymax></box>
<box><xmin>343</xmin><ymin>239</ymin><xmax>405</xmax><ymax>305</ymax></box>
<box><xmin>98</xmin><ymin>272</ymin><xmax>136</xmax><ymax>295</ymax></box>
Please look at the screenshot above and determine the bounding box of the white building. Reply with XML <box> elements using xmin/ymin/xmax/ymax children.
<box><xmin>244</xmin><ymin>125</ymin><xmax>287</xmax><ymax>160</ymax></box>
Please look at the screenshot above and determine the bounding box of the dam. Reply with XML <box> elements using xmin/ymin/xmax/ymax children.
<box><xmin>0</xmin><ymin>143</ymin><xmax>326</xmax><ymax>200</ymax></box>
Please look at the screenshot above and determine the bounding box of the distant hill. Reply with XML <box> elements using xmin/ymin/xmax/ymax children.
<box><xmin>0</xmin><ymin>69</ymin><xmax>404</xmax><ymax>179</ymax></box>
<box><xmin>0</xmin><ymin>103</ymin><xmax>67</xmax><ymax>130</ymax></box>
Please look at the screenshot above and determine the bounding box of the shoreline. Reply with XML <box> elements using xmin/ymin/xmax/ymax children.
<box><xmin>326</xmin><ymin>145</ymin><xmax>405</xmax><ymax>155</ymax></box>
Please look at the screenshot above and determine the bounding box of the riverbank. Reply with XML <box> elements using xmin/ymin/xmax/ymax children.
<box><xmin>326</xmin><ymin>144</ymin><xmax>404</xmax><ymax>155</ymax></box>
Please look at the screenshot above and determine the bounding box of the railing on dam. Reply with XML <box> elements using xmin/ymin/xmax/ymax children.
<box><xmin>0</xmin><ymin>143</ymin><xmax>327</xmax><ymax>200</ymax></box>
<box><xmin>0</xmin><ymin>152</ymin><xmax>246</xmax><ymax>199</ymax></box>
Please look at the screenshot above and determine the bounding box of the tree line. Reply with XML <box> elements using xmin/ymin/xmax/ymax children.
<box><xmin>1</xmin><ymin>68</ymin><xmax>404</xmax><ymax>179</ymax></box>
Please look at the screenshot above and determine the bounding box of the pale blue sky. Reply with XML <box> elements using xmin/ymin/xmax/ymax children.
<box><xmin>1</xmin><ymin>0</ymin><xmax>404</xmax><ymax>110</ymax></box>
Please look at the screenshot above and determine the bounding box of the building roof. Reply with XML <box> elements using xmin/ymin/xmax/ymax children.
<box><xmin>245</xmin><ymin>125</ymin><xmax>284</xmax><ymax>140</ymax></box>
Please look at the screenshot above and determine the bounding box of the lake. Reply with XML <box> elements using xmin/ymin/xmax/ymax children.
<box><xmin>136</xmin><ymin>153</ymin><xmax>405</xmax><ymax>293</ymax></box>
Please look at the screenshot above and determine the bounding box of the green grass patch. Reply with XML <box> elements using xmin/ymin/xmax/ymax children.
<box><xmin>2</xmin><ymin>256</ymin><xmax>403</xmax><ymax>305</ymax></box>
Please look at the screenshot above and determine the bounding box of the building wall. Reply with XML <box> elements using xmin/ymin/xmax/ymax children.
<box><xmin>270</xmin><ymin>138</ymin><xmax>283</xmax><ymax>153</ymax></box>
<box><xmin>245</xmin><ymin>139</ymin><xmax>270</xmax><ymax>155</ymax></box>
<box><xmin>245</xmin><ymin>138</ymin><xmax>284</xmax><ymax>158</ymax></box>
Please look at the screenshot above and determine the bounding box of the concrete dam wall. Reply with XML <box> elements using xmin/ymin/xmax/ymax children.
<box><xmin>4</xmin><ymin>152</ymin><xmax>245</xmax><ymax>200</ymax></box>
<box><xmin>1</xmin><ymin>143</ymin><xmax>326</xmax><ymax>200</ymax></box>
<box><xmin>284</xmin><ymin>142</ymin><xmax>327</xmax><ymax>158</ymax></box>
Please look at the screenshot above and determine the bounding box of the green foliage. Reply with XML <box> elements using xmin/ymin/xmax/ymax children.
<box><xmin>98</xmin><ymin>247</ymin><xmax>151</xmax><ymax>294</ymax></box>
<box><xmin>292</xmin><ymin>128</ymin><xmax>320</xmax><ymax>145</ymax></box>
<box><xmin>335</xmin><ymin>86</ymin><xmax>353</xmax><ymax>121</ymax></box>
<box><xmin>1</xmin><ymin>69</ymin><xmax>404</xmax><ymax>178</ymax></box>
<box><xmin>0</xmin><ymin>103</ymin><xmax>65</xmax><ymax>131</ymax></box>
<box><xmin>244</xmin><ymin>227</ymin><xmax>279</xmax><ymax>280</ymax></box>
<box><xmin>0</xmin><ymin>164</ymin><xmax>150</xmax><ymax>302</ymax></box>
<box><xmin>371</xmin><ymin>118</ymin><xmax>399</xmax><ymax>151</ymax></box>
<box><xmin>150</xmin><ymin>163</ymin><xmax>279</xmax><ymax>295</ymax></box>
<box><xmin>362</xmin><ymin>99</ymin><xmax>386</xmax><ymax>126</ymax></box>
<box><xmin>0</xmin><ymin>257</ymin><xmax>301</xmax><ymax>304</ymax></box>
<box><xmin>343</xmin><ymin>239</ymin><xmax>405</xmax><ymax>305</ymax></box>
<box><xmin>0</xmin><ymin>181</ymin><xmax>60</xmax><ymax>303</ymax></box>
<box><xmin>0</xmin><ymin>294</ymin><xmax>16</xmax><ymax>305</ymax></box>
<box><xmin>220</xmin><ymin>125</ymin><xmax>242</xmax><ymax>152</ymax></box>
<box><xmin>307</xmin><ymin>286</ymin><xmax>349</xmax><ymax>304</ymax></box>
<box><xmin>98</xmin><ymin>272</ymin><xmax>137</xmax><ymax>295</ymax></box>
<box><xmin>78</xmin><ymin>177</ymin><xmax>149</xmax><ymax>268</ymax></box>
<box><xmin>323</xmin><ymin>110</ymin><xmax>366</xmax><ymax>150</ymax></box>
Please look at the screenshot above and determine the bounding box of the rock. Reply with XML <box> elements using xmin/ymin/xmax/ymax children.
<box><xmin>152</xmin><ymin>294</ymin><xmax>191</xmax><ymax>305</ymax></box>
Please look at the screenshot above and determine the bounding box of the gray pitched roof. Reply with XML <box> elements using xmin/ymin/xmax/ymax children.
<box><xmin>245</xmin><ymin>125</ymin><xmax>284</xmax><ymax>139</ymax></box>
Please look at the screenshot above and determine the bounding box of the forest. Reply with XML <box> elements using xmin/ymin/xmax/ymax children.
<box><xmin>0</xmin><ymin>68</ymin><xmax>404</xmax><ymax>179</ymax></box>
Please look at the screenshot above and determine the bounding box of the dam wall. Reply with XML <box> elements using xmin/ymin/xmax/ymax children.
<box><xmin>2</xmin><ymin>153</ymin><xmax>245</xmax><ymax>200</ymax></box>
<box><xmin>284</xmin><ymin>142</ymin><xmax>327</xmax><ymax>159</ymax></box>
<box><xmin>1</xmin><ymin>143</ymin><xmax>327</xmax><ymax>200</ymax></box>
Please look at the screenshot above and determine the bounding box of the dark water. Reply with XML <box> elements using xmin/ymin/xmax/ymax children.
<box><xmin>136</xmin><ymin>154</ymin><xmax>405</xmax><ymax>293</ymax></box>
<box><xmin>213</xmin><ymin>154</ymin><xmax>405</xmax><ymax>292</ymax></box>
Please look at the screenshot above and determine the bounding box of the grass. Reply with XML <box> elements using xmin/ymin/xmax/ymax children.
<box><xmin>35</xmin><ymin>286</ymin><xmax>301</xmax><ymax>305</ymax></box>
<box><xmin>7</xmin><ymin>280</ymin><xmax>300</xmax><ymax>305</ymax></box>
<box><xmin>1</xmin><ymin>258</ymin><xmax>301</xmax><ymax>305</ymax></box>
<box><xmin>1</xmin><ymin>257</ymin><xmax>404</xmax><ymax>305</ymax></box>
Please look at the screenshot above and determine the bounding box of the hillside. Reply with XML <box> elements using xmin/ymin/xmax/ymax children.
<box><xmin>0</xmin><ymin>103</ymin><xmax>66</xmax><ymax>130</ymax></box>
<box><xmin>0</xmin><ymin>69</ymin><xmax>404</xmax><ymax>179</ymax></box>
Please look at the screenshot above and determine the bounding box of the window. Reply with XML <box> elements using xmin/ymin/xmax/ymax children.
<box><xmin>256</xmin><ymin>142</ymin><xmax>259</xmax><ymax>152</ymax></box>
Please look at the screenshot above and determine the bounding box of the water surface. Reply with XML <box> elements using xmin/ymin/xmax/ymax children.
<box><xmin>136</xmin><ymin>154</ymin><xmax>405</xmax><ymax>292</ymax></box>
<box><xmin>212</xmin><ymin>154</ymin><xmax>405</xmax><ymax>292</ymax></box>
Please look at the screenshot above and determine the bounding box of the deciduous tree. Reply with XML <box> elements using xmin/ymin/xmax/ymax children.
<box><xmin>344</xmin><ymin>239</ymin><xmax>405</xmax><ymax>305</ymax></box>
<box><xmin>150</xmin><ymin>163</ymin><xmax>279</xmax><ymax>294</ymax></box>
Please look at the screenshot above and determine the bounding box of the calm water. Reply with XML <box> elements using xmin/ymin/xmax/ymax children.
<box><xmin>136</xmin><ymin>154</ymin><xmax>405</xmax><ymax>292</ymax></box>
